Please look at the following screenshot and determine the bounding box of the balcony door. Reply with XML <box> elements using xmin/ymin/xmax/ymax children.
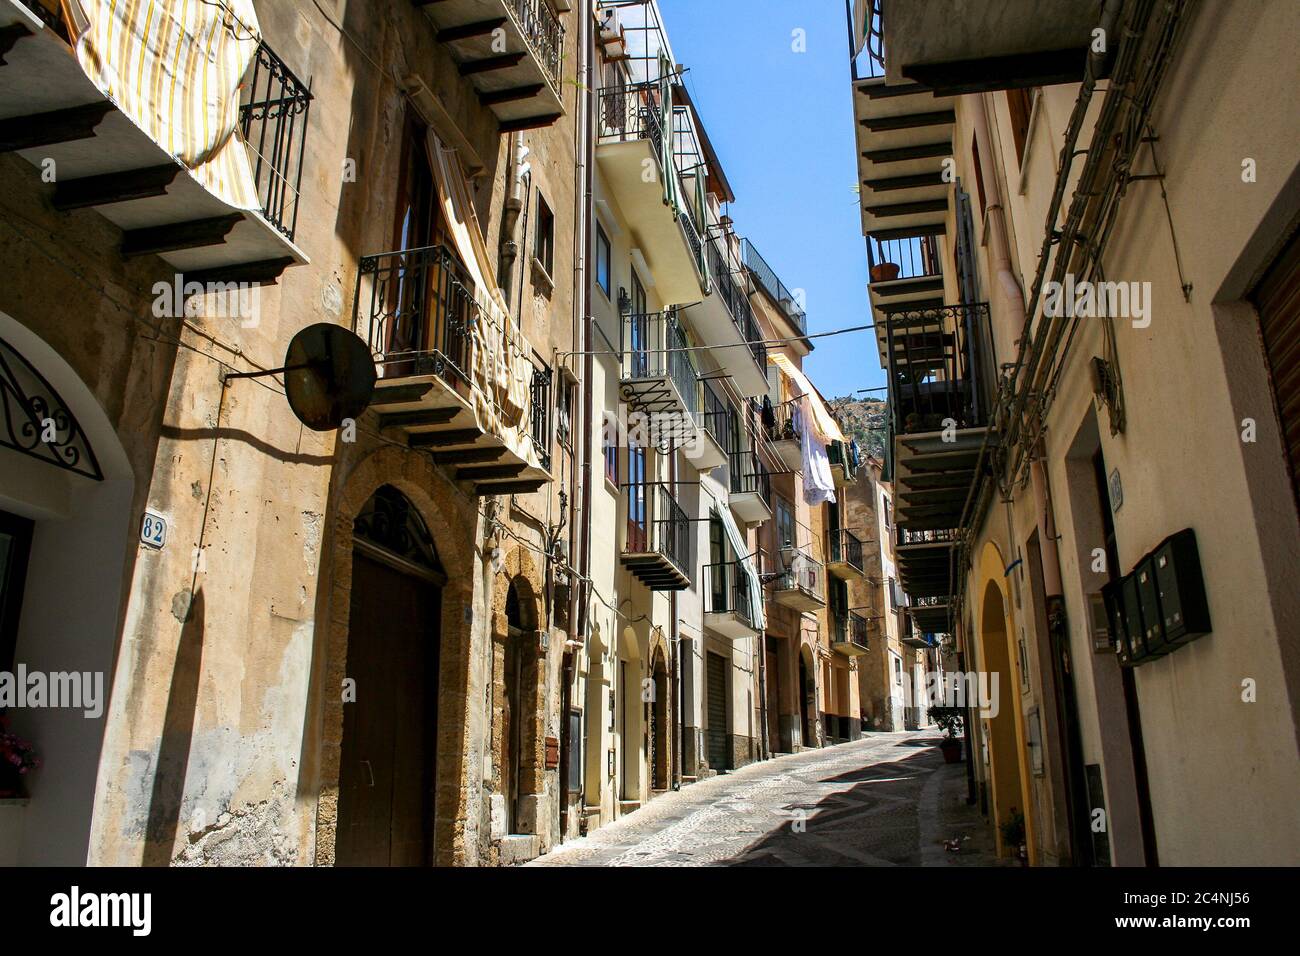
<box><xmin>628</xmin><ymin>270</ymin><xmax>649</xmax><ymax>377</ymax></box>
<box><xmin>385</xmin><ymin>115</ymin><xmax>455</xmax><ymax>375</ymax></box>
<box><xmin>626</xmin><ymin>444</ymin><xmax>647</xmax><ymax>553</ymax></box>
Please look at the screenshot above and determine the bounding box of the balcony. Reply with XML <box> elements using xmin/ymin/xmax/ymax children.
<box><xmin>682</xmin><ymin>238</ymin><xmax>768</xmax><ymax>397</ymax></box>
<box><xmin>620</xmin><ymin>308</ymin><xmax>699</xmax><ymax>423</ymax></box>
<box><xmin>905</xmin><ymin>594</ymin><xmax>949</xmax><ymax>643</ymax></box>
<box><xmin>703</xmin><ymin>561</ymin><xmax>759</xmax><ymax>641</ymax></box>
<box><xmin>419</xmin><ymin>0</ymin><xmax>564</xmax><ymax>131</ymax></box>
<box><xmin>621</xmin><ymin>482</ymin><xmax>692</xmax><ymax>591</ymax></box>
<box><xmin>0</xmin><ymin>3</ymin><xmax>310</xmax><ymax>282</ymax></box>
<box><xmin>828</xmin><ymin>440</ymin><xmax>851</xmax><ymax>488</ymax></box>
<box><xmin>355</xmin><ymin>244</ymin><xmax>552</xmax><ymax>496</ymax></box>
<box><xmin>869</xmin><ymin>234</ymin><xmax>945</xmax><ymax>364</ymax></box>
<box><xmin>857</xmin><ymin>0</ymin><xmax>1101</xmax><ymax>95</ymax></box>
<box><xmin>764</xmin><ymin>545</ymin><xmax>826</xmax><ymax>613</ymax></box>
<box><xmin>728</xmin><ymin>450</ymin><xmax>773</xmax><ymax>526</ymax></box>
<box><xmin>743</xmin><ymin>238</ymin><xmax>806</xmax><ymax>337</ymax></box>
<box><xmin>691</xmin><ymin>381</ymin><xmax>731</xmax><ymax>472</ymax></box>
<box><xmin>894</xmin><ymin>527</ymin><xmax>957</xmax><ymax>601</ymax></box>
<box><xmin>885</xmin><ymin>302</ymin><xmax>992</xmax><ymax>591</ymax></box>
<box><xmin>832</xmin><ymin>609</ymin><xmax>870</xmax><ymax>657</ymax></box>
<box><xmin>766</xmin><ymin>398</ymin><xmax>804</xmax><ymax>473</ymax></box>
<box><xmin>827</xmin><ymin>528</ymin><xmax>867</xmax><ymax>581</ymax></box>
<box><xmin>596</xmin><ymin>80</ymin><xmax>706</xmax><ymax>303</ymax></box>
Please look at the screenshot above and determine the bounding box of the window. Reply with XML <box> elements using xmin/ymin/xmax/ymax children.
<box><xmin>596</xmin><ymin>223</ymin><xmax>612</xmax><ymax>297</ymax></box>
<box><xmin>534</xmin><ymin>193</ymin><xmax>555</xmax><ymax>277</ymax></box>
<box><xmin>882</xmin><ymin>497</ymin><xmax>892</xmax><ymax>531</ymax></box>
<box><xmin>775</xmin><ymin>496</ymin><xmax>796</xmax><ymax>552</ymax></box>
<box><xmin>556</xmin><ymin>380</ymin><xmax>575</xmax><ymax>449</ymax></box>
<box><xmin>893</xmin><ymin>656</ymin><xmax>903</xmax><ymax>685</ymax></box>
<box><xmin>888</xmin><ymin>575</ymin><xmax>899</xmax><ymax>610</ymax></box>
<box><xmin>1006</xmin><ymin>87</ymin><xmax>1036</xmax><ymax>166</ymax></box>
<box><xmin>604</xmin><ymin>432</ymin><xmax>618</xmax><ymax>485</ymax></box>
<box><xmin>0</xmin><ymin>510</ymin><xmax>34</xmax><ymax>676</ymax></box>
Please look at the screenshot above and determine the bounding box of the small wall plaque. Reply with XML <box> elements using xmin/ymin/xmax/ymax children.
<box><xmin>140</xmin><ymin>511</ymin><xmax>167</xmax><ymax>549</ymax></box>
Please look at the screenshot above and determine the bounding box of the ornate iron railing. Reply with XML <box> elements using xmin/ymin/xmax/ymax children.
<box><xmin>530</xmin><ymin>364</ymin><xmax>552</xmax><ymax>472</ymax></box>
<box><xmin>510</xmin><ymin>0</ymin><xmax>565</xmax><ymax>89</ymax></box>
<box><xmin>239</xmin><ymin>42</ymin><xmax>312</xmax><ymax>242</ymax></box>
<box><xmin>624</xmin><ymin>481</ymin><xmax>692</xmax><ymax>579</ymax></box>
<box><xmin>0</xmin><ymin>335</ymin><xmax>102</xmax><ymax>480</ymax></box>
<box><xmin>598</xmin><ymin>81</ymin><xmax>664</xmax><ymax>151</ymax></box>
<box><xmin>897</xmin><ymin>526</ymin><xmax>957</xmax><ymax>547</ymax></box>
<box><xmin>763</xmin><ymin>545</ymin><xmax>825</xmax><ymax>602</ymax></box>
<box><xmin>703</xmin><ymin>560</ymin><xmax>754</xmax><ymax>625</ymax></box>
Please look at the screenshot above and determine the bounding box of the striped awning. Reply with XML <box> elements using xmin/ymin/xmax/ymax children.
<box><xmin>68</xmin><ymin>0</ymin><xmax>263</xmax><ymax>210</ymax></box>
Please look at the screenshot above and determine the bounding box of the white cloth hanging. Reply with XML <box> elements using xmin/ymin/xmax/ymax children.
<box><xmin>800</xmin><ymin>395</ymin><xmax>837</xmax><ymax>507</ymax></box>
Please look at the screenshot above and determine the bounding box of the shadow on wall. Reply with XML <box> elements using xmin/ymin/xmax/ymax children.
<box><xmin>142</xmin><ymin>588</ymin><xmax>206</xmax><ymax>867</ymax></box>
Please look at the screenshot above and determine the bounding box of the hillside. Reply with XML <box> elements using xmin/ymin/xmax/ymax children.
<box><xmin>832</xmin><ymin>396</ymin><xmax>888</xmax><ymax>462</ymax></box>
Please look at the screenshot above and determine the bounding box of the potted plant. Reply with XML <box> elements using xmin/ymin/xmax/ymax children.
<box><xmin>1000</xmin><ymin>808</ymin><xmax>1028</xmax><ymax>865</ymax></box>
<box><xmin>870</xmin><ymin>262</ymin><xmax>901</xmax><ymax>283</ymax></box>
<box><xmin>929</xmin><ymin>706</ymin><xmax>964</xmax><ymax>763</ymax></box>
<box><xmin>0</xmin><ymin>716</ymin><xmax>41</xmax><ymax>798</ymax></box>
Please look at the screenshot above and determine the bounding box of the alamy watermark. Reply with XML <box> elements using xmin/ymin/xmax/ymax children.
<box><xmin>1043</xmin><ymin>273</ymin><xmax>1151</xmax><ymax>328</ymax></box>
<box><xmin>0</xmin><ymin>665</ymin><xmax>104</xmax><ymax>719</ymax></box>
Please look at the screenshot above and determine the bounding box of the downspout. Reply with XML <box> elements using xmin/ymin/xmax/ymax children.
<box><xmin>499</xmin><ymin>133</ymin><xmax>524</xmax><ymax>302</ymax></box>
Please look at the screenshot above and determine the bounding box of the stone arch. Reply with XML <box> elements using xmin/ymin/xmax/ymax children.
<box><xmin>648</xmin><ymin>639</ymin><xmax>671</xmax><ymax>792</ymax></box>
<box><xmin>617</xmin><ymin>624</ymin><xmax>643</xmax><ymax>803</ymax></box>
<box><xmin>798</xmin><ymin>640</ymin><xmax>818</xmax><ymax>749</ymax></box>
<box><xmin>974</xmin><ymin>540</ymin><xmax>1036</xmax><ymax>862</ymax></box>
<box><xmin>490</xmin><ymin>544</ymin><xmax>547</xmax><ymax>839</ymax></box>
<box><xmin>313</xmin><ymin>443</ymin><xmax>473</xmax><ymax>867</ymax></box>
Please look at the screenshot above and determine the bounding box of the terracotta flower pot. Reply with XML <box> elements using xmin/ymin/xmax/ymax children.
<box><xmin>870</xmin><ymin>262</ymin><xmax>901</xmax><ymax>283</ymax></box>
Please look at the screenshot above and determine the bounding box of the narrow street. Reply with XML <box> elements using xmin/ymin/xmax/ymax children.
<box><xmin>530</xmin><ymin>731</ymin><xmax>1005</xmax><ymax>867</ymax></box>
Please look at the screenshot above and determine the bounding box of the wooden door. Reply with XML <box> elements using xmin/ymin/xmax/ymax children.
<box><xmin>336</xmin><ymin>550</ymin><xmax>439</xmax><ymax>866</ymax></box>
<box><xmin>706</xmin><ymin>652</ymin><xmax>729</xmax><ymax>771</ymax></box>
<box><xmin>1250</xmin><ymin>229</ymin><xmax>1300</xmax><ymax>521</ymax></box>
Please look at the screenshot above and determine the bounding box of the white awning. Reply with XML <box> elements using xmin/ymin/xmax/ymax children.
<box><xmin>768</xmin><ymin>353</ymin><xmax>847</xmax><ymax>444</ymax></box>
<box><xmin>716</xmin><ymin>503</ymin><xmax>765</xmax><ymax>631</ymax></box>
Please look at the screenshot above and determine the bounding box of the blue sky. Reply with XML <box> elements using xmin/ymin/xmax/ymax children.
<box><xmin>659</xmin><ymin>0</ymin><xmax>883</xmax><ymax>400</ymax></box>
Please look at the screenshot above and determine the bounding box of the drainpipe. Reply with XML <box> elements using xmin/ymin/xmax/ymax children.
<box><xmin>499</xmin><ymin>133</ymin><xmax>526</xmax><ymax>303</ymax></box>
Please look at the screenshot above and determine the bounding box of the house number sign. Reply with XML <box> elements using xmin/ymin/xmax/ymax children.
<box><xmin>140</xmin><ymin>511</ymin><xmax>167</xmax><ymax>549</ymax></box>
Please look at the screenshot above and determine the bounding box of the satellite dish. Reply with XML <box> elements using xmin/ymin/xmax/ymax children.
<box><xmin>282</xmin><ymin>323</ymin><xmax>376</xmax><ymax>431</ymax></box>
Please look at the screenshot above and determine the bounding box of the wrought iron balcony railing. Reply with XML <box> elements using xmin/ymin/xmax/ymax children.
<box><xmin>623</xmin><ymin>481</ymin><xmax>692</xmax><ymax>580</ymax></box>
<box><xmin>847</xmin><ymin>0</ymin><xmax>886</xmax><ymax>81</ymax></box>
<box><xmin>510</xmin><ymin>0</ymin><xmax>565</xmax><ymax>89</ymax></box>
<box><xmin>868</xmin><ymin>234</ymin><xmax>942</xmax><ymax>283</ymax></box>
<box><xmin>767</xmin><ymin>397</ymin><xmax>803</xmax><ymax>446</ymax></box>
<box><xmin>239</xmin><ymin>42</ymin><xmax>312</xmax><ymax>242</ymax></box>
<box><xmin>621</xmin><ymin>308</ymin><xmax>701</xmax><ymax>418</ymax></box>
<box><xmin>763</xmin><ymin>545</ymin><xmax>825</xmax><ymax>602</ymax></box>
<box><xmin>743</xmin><ymin>238</ymin><xmax>806</xmax><ymax>335</ymax></box>
<box><xmin>700</xmin><ymin>381</ymin><xmax>734</xmax><ymax>453</ymax></box>
<box><xmin>833</xmin><ymin>608</ymin><xmax>870</xmax><ymax>651</ymax></box>
<box><xmin>729</xmin><ymin>450</ymin><xmax>771</xmax><ymax>501</ymax></box>
<box><xmin>897</xmin><ymin>527</ymin><xmax>958</xmax><ymax>547</ymax></box>
<box><xmin>598</xmin><ymin>81</ymin><xmax>665</xmax><ymax>151</ymax></box>
<box><xmin>828</xmin><ymin>527</ymin><xmax>866</xmax><ymax>572</ymax></box>
<box><xmin>707</xmin><ymin>238</ymin><xmax>767</xmax><ymax>370</ymax></box>
<box><xmin>703</xmin><ymin>560</ymin><xmax>754</xmax><ymax>625</ymax></box>
<box><xmin>885</xmin><ymin>302</ymin><xmax>992</xmax><ymax>436</ymax></box>
<box><xmin>356</xmin><ymin>243</ymin><xmax>551</xmax><ymax>466</ymax></box>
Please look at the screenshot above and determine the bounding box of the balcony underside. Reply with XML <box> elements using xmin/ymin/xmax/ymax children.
<box><xmin>371</xmin><ymin>373</ymin><xmax>550</xmax><ymax>496</ymax></box>
<box><xmin>833</xmin><ymin>639</ymin><xmax>869</xmax><ymax>658</ymax></box>
<box><xmin>893</xmin><ymin>427</ymin><xmax>988</xmax><ymax>529</ymax></box>
<box><xmin>419</xmin><ymin>0</ymin><xmax>563</xmax><ymax>129</ymax></box>
<box><xmin>704</xmin><ymin>610</ymin><xmax>759</xmax><ymax>642</ymax></box>
<box><xmin>829</xmin><ymin>460</ymin><xmax>848</xmax><ymax>488</ymax></box>
<box><xmin>0</xmin><ymin>4</ymin><xmax>305</xmax><ymax>281</ymax></box>
<box><xmin>621</xmin><ymin>551</ymin><xmax>690</xmax><ymax>591</ymax></box>
<box><xmin>894</xmin><ymin>539</ymin><xmax>954</xmax><ymax>599</ymax></box>
<box><xmin>596</xmin><ymin>140</ymin><xmax>703</xmax><ymax>304</ymax></box>
<box><xmin>728</xmin><ymin>490</ymin><xmax>772</xmax><ymax>526</ymax></box>
<box><xmin>881</xmin><ymin>0</ymin><xmax>1098</xmax><ymax>94</ymax></box>
<box><xmin>902</xmin><ymin>633</ymin><xmax>935</xmax><ymax>650</ymax></box>
<box><xmin>771</xmin><ymin>588</ymin><xmax>825</xmax><ymax>613</ymax></box>
<box><xmin>854</xmin><ymin>77</ymin><xmax>954</xmax><ymax>237</ymax></box>
<box><xmin>681</xmin><ymin>295</ymin><xmax>767</xmax><ymax>397</ymax></box>
<box><xmin>827</xmin><ymin>558</ymin><xmax>866</xmax><ymax>581</ymax></box>
<box><xmin>620</xmin><ymin>372</ymin><xmax>690</xmax><ymax>419</ymax></box>
<box><xmin>908</xmin><ymin>602</ymin><xmax>950</xmax><ymax>635</ymax></box>
<box><xmin>688</xmin><ymin>426</ymin><xmax>728</xmax><ymax>472</ymax></box>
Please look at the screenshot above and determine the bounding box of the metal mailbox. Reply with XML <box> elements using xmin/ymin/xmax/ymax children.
<box><xmin>1153</xmin><ymin>527</ymin><xmax>1212</xmax><ymax>646</ymax></box>
<box><xmin>1134</xmin><ymin>556</ymin><xmax>1171</xmax><ymax>658</ymax></box>
<box><xmin>1102</xmin><ymin>578</ymin><xmax>1132</xmax><ymax>665</ymax></box>
<box><xmin>1120</xmin><ymin>572</ymin><xmax>1146</xmax><ymax>666</ymax></box>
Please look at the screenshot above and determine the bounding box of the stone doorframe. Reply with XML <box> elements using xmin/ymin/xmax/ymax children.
<box><xmin>312</xmin><ymin>446</ymin><xmax>474</xmax><ymax>867</ymax></box>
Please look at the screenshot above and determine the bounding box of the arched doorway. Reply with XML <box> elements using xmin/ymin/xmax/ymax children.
<box><xmin>0</xmin><ymin>315</ymin><xmax>133</xmax><ymax>866</ymax></box>
<box><xmin>981</xmin><ymin>580</ymin><xmax>1028</xmax><ymax>858</ymax></box>
<box><xmin>798</xmin><ymin>646</ymin><xmax>816</xmax><ymax>748</ymax></box>
<box><xmin>649</xmin><ymin>647</ymin><xmax>669</xmax><ymax>791</ymax></box>
<box><xmin>617</xmin><ymin>627</ymin><xmax>641</xmax><ymax>805</ymax></box>
<box><xmin>336</xmin><ymin>486</ymin><xmax>444</xmax><ymax>866</ymax></box>
<box><xmin>498</xmin><ymin>578</ymin><xmax>541</xmax><ymax>835</ymax></box>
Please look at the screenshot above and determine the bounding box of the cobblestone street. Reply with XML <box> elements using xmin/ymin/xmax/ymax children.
<box><xmin>529</xmin><ymin>731</ymin><xmax>1006</xmax><ymax>866</ymax></box>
